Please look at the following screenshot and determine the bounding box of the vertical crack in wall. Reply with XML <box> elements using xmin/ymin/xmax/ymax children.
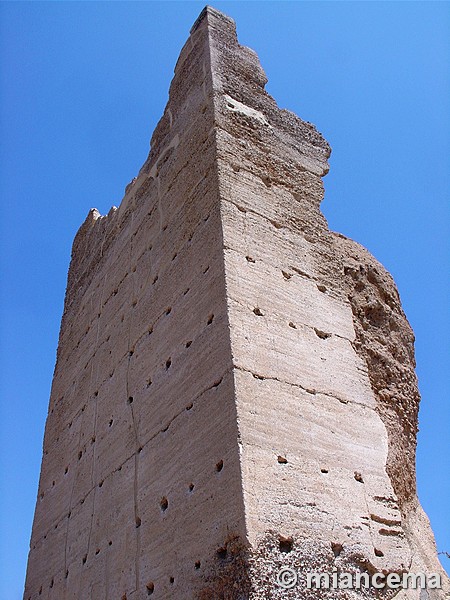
<box><xmin>85</xmin><ymin>266</ymin><xmax>108</xmax><ymax>565</ymax></box>
<box><xmin>124</xmin><ymin>211</ymin><xmax>142</xmax><ymax>593</ymax></box>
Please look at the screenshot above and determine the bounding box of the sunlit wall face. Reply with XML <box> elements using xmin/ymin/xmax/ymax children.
<box><xmin>0</xmin><ymin>3</ymin><xmax>448</xmax><ymax>598</ymax></box>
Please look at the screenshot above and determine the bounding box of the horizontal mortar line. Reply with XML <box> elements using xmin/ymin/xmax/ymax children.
<box><xmin>333</xmin><ymin>332</ymin><xmax>356</xmax><ymax>344</ymax></box>
<box><xmin>227</xmin><ymin>295</ymin><xmax>354</xmax><ymax>345</ymax></box>
<box><xmin>32</xmin><ymin>365</ymin><xmax>234</xmax><ymax>549</ymax></box>
<box><xmin>234</xmin><ymin>364</ymin><xmax>373</xmax><ymax>411</ymax></box>
<box><xmin>221</xmin><ymin>196</ymin><xmax>291</xmax><ymax>232</ymax></box>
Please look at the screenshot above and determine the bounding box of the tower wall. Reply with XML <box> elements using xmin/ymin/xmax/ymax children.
<box><xmin>25</xmin><ymin>7</ymin><xmax>448</xmax><ymax>600</ymax></box>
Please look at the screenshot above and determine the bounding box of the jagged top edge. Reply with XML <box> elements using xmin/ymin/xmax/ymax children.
<box><xmin>190</xmin><ymin>5</ymin><xmax>234</xmax><ymax>34</ymax></box>
<box><xmin>78</xmin><ymin>6</ymin><xmax>234</xmax><ymax>226</ymax></box>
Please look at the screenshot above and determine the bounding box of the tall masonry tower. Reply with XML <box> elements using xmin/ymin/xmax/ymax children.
<box><xmin>24</xmin><ymin>7</ymin><xmax>448</xmax><ymax>600</ymax></box>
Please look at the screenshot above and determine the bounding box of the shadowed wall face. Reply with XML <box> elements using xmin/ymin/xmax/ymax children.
<box><xmin>24</xmin><ymin>11</ymin><xmax>248</xmax><ymax>600</ymax></box>
<box><xmin>24</xmin><ymin>7</ymin><xmax>448</xmax><ymax>600</ymax></box>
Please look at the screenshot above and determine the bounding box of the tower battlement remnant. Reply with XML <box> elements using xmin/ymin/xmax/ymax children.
<box><xmin>24</xmin><ymin>7</ymin><xmax>447</xmax><ymax>599</ymax></box>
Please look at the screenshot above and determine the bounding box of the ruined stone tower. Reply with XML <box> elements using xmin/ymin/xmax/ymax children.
<box><xmin>24</xmin><ymin>7</ymin><xmax>448</xmax><ymax>600</ymax></box>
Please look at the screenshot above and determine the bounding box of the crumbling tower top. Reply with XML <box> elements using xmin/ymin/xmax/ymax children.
<box><xmin>190</xmin><ymin>5</ymin><xmax>233</xmax><ymax>33</ymax></box>
<box><xmin>24</xmin><ymin>6</ymin><xmax>448</xmax><ymax>599</ymax></box>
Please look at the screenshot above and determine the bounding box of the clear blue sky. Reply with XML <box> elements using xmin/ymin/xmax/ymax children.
<box><xmin>0</xmin><ymin>2</ymin><xmax>448</xmax><ymax>597</ymax></box>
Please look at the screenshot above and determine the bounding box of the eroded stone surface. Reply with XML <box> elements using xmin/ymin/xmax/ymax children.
<box><xmin>24</xmin><ymin>6</ymin><xmax>448</xmax><ymax>600</ymax></box>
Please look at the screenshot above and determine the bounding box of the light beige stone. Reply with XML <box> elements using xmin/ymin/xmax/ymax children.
<box><xmin>24</xmin><ymin>7</ymin><xmax>448</xmax><ymax>600</ymax></box>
